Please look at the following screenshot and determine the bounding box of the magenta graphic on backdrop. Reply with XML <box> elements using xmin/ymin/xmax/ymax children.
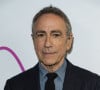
<box><xmin>0</xmin><ymin>46</ymin><xmax>25</xmax><ymax>72</ymax></box>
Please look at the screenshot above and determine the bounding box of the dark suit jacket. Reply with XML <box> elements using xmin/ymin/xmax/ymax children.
<box><xmin>4</xmin><ymin>60</ymin><xmax>100</xmax><ymax>90</ymax></box>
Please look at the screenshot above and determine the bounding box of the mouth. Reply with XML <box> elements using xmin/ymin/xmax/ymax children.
<box><xmin>42</xmin><ymin>52</ymin><xmax>56</xmax><ymax>55</ymax></box>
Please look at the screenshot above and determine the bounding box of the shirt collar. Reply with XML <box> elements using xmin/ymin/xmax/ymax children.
<box><xmin>39</xmin><ymin>63</ymin><xmax>48</xmax><ymax>79</ymax></box>
<box><xmin>55</xmin><ymin>60</ymin><xmax>67</xmax><ymax>81</ymax></box>
<box><xmin>39</xmin><ymin>59</ymin><xmax>67</xmax><ymax>81</ymax></box>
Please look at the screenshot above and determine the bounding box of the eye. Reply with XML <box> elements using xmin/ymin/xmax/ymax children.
<box><xmin>52</xmin><ymin>33</ymin><xmax>61</xmax><ymax>37</ymax></box>
<box><xmin>37</xmin><ymin>33</ymin><xmax>45</xmax><ymax>37</ymax></box>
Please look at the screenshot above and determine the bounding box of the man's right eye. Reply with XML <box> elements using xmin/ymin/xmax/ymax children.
<box><xmin>36</xmin><ymin>33</ymin><xmax>45</xmax><ymax>37</ymax></box>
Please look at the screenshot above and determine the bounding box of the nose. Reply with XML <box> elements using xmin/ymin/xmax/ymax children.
<box><xmin>44</xmin><ymin>36</ymin><xmax>52</xmax><ymax>48</ymax></box>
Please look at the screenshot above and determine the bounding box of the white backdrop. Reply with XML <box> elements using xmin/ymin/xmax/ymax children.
<box><xmin>0</xmin><ymin>0</ymin><xmax>100</xmax><ymax>90</ymax></box>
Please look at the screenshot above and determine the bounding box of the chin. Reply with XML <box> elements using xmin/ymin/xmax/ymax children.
<box><xmin>40</xmin><ymin>58</ymin><xmax>57</xmax><ymax>65</ymax></box>
<box><xmin>44</xmin><ymin>61</ymin><xmax>57</xmax><ymax>66</ymax></box>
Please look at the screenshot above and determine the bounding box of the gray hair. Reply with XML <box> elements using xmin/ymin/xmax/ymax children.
<box><xmin>32</xmin><ymin>6</ymin><xmax>72</xmax><ymax>36</ymax></box>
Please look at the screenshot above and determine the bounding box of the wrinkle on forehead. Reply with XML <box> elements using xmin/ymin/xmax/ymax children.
<box><xmin>33</xmin><ymin>13</ymin><xmax>67</xmax><ymax>33</ymax></box>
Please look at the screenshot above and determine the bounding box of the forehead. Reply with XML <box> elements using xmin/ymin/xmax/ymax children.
<box><xmin>33</xmin><ymin>13</ymin><xmax>67</xmax><ymax>33</ymax></box>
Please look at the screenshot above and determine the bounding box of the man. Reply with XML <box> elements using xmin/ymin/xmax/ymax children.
<box><xmin>4</xmin><ymin>6</ymin><xmax>100</xmax><ymax>90</ymax></box>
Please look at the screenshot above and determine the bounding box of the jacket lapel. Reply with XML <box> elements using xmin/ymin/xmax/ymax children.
<box><xmin>24</xmin><ymin>63</ymin><xmax>40</xmax><ymax>90</ymax></box>
<box><xmin>63</xmin><ymin>60</ymin><xmax>73</xmax><ymax>90</ymax></box>
<box><xmin>63</xmin><ymin>60</ymin><xmax>82</xmax><ymax>90</ymax></box>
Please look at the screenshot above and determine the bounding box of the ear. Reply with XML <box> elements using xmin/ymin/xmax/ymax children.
<box><xmin>66</xmin><ymin>32</ymin><xmax>74</xmax><ymax>53</ymax></box>
<box><xmin>31</xmin><ymin>34</ymin><xmax>34</xmax><ymax>39</ymax></box>
<box><xmin>31</xmin><ymin>34</ymin><xmax>35</xmax><ymax>46</ymax></box>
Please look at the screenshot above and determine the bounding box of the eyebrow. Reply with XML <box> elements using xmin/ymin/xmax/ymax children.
<box><xmin>51</xmin><ymin>30</ymin><xmax>62</xmax><ymax>34</ymax></box>
<box><xmin>35</xmin><ymin>30</ymin><xmax>46</xmax><ymax>34</ymax></box>
<box><xmin>35</xmin><ymin>30</ymin><xmax>62</xmax><ymax>34</ymax></box>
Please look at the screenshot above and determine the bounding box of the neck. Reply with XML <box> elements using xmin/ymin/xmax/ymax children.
<box><xmin>41</xmin><ymin>59</ymin><xmax>64</xmax><ymax>73</ymax></box>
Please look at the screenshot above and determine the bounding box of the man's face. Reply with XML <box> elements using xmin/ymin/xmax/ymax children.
<box><xmin>33</xmin><ymin>13</ymin><xmax>73</xmax><ymax>67</ymax></box>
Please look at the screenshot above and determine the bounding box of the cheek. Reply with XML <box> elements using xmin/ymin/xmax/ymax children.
<box><xmin>54</xmin><ymin>41</ymin><xmax>67</xmax><ymax>52</ymax></box>
<box><xmin>34</xmin><ymin>41</ymin><xmax>44</xmax><ymax>53</ymax></box>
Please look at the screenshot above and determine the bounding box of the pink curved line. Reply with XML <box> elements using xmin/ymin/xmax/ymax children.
<box><xmin>0</xmin><ymin>46</ymin><xmax>25</xmax><ymax>72</ymax></box>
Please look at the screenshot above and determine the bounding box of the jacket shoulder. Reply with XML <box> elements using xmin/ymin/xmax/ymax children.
<box><xmin>4</xmin><ymin>64</ymin><xmax>39</xmax><ymax>90</ymax></box>
<box><xmin>10</xmin><ymin>63</ymin><xmax>39</xmax><ymax>80</ymax></box>
<box><xmin>68</xmin><ymin>61</ymin><xmax>100</xmax><ymax>89</ymax></box>
<box><xmin>71</xmin><ymin>63</ymin><xmax>100</xmax><ymax>80</ymax></box>
<box><xmin>65</xmin><ymin>60</ymin><xmax>100</xmax><ymax>89</ymax></box>
<box><xmin>67</xmin><ymin>60</ymin><xmax>100</xmax><ymax>80</ymax></box>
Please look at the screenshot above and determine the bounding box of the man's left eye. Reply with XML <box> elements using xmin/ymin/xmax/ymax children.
<box><xmin>52</xmin><ymin>33</ymin><xmax>61</xmax><ymax>37</ymax></box>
